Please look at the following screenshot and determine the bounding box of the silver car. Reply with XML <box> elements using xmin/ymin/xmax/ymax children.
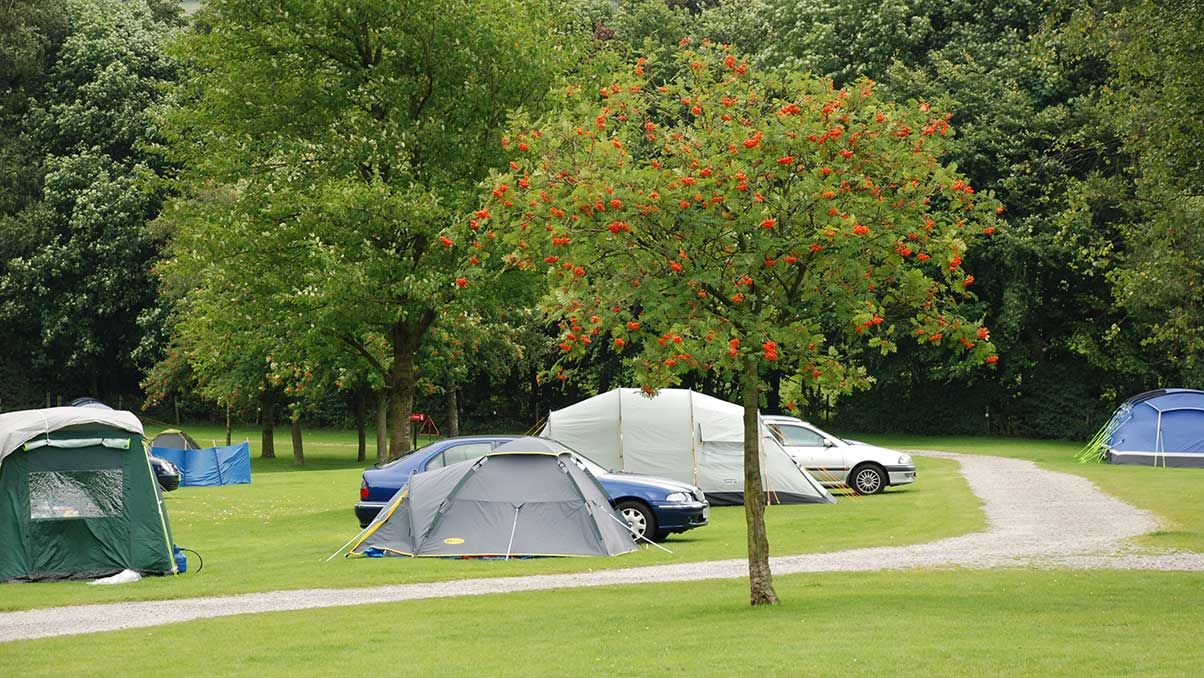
<box><xmin>763</xmin><ymin>415</ymin><xmax>917</xmax><ymax>495</ymax></box>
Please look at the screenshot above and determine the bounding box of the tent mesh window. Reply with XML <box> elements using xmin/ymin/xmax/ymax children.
<box><xmin>28</xmin><ymin>470</ymin><xmax>124</xmax><ymax>520</ymax></box>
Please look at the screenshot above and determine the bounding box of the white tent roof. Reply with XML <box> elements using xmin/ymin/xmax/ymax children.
<box><xmin>0</xmin><ymin>407</ymin><xmax>144</xmax><ymax>464</ymax></box>
<box><xmin>542</xmin><ymin>388</ymin><xmax>834</xmax><ymax>504</ymax></box>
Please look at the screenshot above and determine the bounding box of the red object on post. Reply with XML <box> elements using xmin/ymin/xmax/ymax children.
<box><xmin>408</xmin><ymin>413</ymin><xmax>441</xmax><ymax>449</ymax></box>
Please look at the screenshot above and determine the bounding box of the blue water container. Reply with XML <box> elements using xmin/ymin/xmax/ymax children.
<box><xmin>173</xmin><ymin>545</ymin><xmax>188</xmax><ymax>574</ymax></box>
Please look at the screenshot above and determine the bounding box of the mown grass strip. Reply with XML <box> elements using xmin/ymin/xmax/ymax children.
<box><xmin>3</xmin><ymin>569</ymin><xmax>1202</xmax><ymax>677</ymax></box>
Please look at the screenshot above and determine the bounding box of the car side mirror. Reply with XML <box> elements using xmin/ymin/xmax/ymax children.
<box><xmin>822</xmin><ymin>439</ymin><xmax>836</xmax><ymax>447</ymax></box>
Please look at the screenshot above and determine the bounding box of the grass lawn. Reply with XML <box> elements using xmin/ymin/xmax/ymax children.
<box><xmin>0</xmin><ymin>424</ymin><xmax>982</xmax><ymax>612</ymax></box>
<box><xmin>855</xmin><ymin>434</ymin><xmax>1204</xmax><ymax>553</ymax></box>
<box><xmin>3</xmin><ymin>569</ymin><xmax>1202</xmax><ymax>676</ymax></box>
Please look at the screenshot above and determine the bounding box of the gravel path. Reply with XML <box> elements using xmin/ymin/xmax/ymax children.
<box><xmin>2</xmin><ymin>451</ymin><xmax>1201</xmax><ymax>643</ymax></box>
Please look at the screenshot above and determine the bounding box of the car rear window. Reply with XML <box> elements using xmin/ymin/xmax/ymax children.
<box><xmin>426</xmin><ymin>442</ymin><xmax>494</xmax><ymax>469</ymax></box>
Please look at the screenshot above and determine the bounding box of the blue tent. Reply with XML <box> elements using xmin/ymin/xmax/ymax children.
<box><xmin>1105</xmin><ymin>389</ymin><xmax>1204</xmax><ymax>468</ymax></box>
<box><xmin>151</xmin><ymin>442</ymin><xmax>252</xmax><ymax>486</ymax></box>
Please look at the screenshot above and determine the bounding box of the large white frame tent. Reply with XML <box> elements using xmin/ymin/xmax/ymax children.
<box><xmin>541</xmin><ymin>388</ymin><xmax>835</xmax><ymax>505</ymax></box>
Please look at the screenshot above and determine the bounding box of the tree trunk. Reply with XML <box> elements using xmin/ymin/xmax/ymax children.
<box><xmin>290</xmin><ymin>409</ymin><xmax>304</xmax><ymax>465</ymax></box>
<box><xmin>375</xmin><ymin>391</ymin><xmax>388</xmax><ymax>465</ymax></box>
<box><xmin>385</xmin><ymin>314</ymin><xmax>433</xmax><ymax>459</ymax></box>
<box><xmin>387</xmin><ymin>367</ymin><xmax>414</xmax><ymax>459</ymax></box>
<box><xmin>529</xmin><ymin>365</ymin><xmax>540</xmax><ymax>423</ymax></box>
<box><xmin>766</xmin><ymin>369</ymin><xmax>782</xmax><ymax>414</ymax></box>
<box><xmin>354</xmin><ymin>389</ymin><xmax>367</xmax><ymax>463</ymax></box>
<box><xmin>260</xmin><ymin>390</ymin><xmax>277</xmax><ymax>459</ymax></box>
<box><xmin>446</xmin><ymin>383</ymin><xmax>460</xmax><ymax>437</ymax></box>
<box><xmin>742</xmin><ymin>354</ymin><xmax>778</xmax><ymax>606</ymax></box>
<box><xmin>387</xmin><ymin>327</ymin><xmax>419</xmax><ymax>459</ymax></box>
<box><xmin>224</xmin><ymin>403</ymin><xmax>232</xmax><ymax>446</ymax></box>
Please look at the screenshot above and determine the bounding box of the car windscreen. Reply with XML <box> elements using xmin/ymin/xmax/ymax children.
<box><xmin>567</xmin><ymin>452</ymin><xmax>612</xmax><ymax>476</ymax></box>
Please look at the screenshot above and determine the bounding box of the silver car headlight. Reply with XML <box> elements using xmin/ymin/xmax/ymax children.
<box><xmin>898</xmin><ymin>454</ymin><xmax>912</xmax><ymax>465</ymax></box>
<box><xmin>665</xmin><ymin>492</ymin><xmax>691</xmax><ymax>503</ymax></box>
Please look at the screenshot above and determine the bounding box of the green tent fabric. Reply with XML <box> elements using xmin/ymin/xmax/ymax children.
<box><xmin>0</xmin><ymin>407</ymin><xmax>176</xmax><ymax>582</ymax></box>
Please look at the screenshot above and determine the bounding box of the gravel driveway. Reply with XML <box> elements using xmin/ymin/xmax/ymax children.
<box><xmin>2</xmin><ymin>451</ymin><xmax>1201</xmax><ymax>643</ymax></box>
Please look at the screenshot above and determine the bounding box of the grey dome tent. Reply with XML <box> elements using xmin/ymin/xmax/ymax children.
<box><xmin>0</xmin><ymin>407</ymin><xmax>176</xmax><ymax>582</ymax></box>
<box><xmin>151</xmin><ymin>429</ymin><xmax>201</xmax><ymax>451</ymax></box>
<box><xmin>348</xmin><ymin>452</ymin><xmax>638</xmax><ymax>558</ymax></box>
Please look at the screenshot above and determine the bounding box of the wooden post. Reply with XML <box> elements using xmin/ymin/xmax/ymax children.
<box><xmin>446</xmin><ymin>384</ymin><xmax>460</xmax><ymax>437</ymax></box>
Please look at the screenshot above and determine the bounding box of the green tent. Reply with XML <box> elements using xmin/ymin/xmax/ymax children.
<box><xmin>0</xmin><ymin>407</ymin><xmax>176</xmax><ymax>582</ymax></box>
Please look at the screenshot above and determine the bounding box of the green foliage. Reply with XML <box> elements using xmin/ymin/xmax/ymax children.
<box><xmin>0</xmin><ymin>0</ymin><xmax>179</xmax><ymax>404</ymax></box>
<box><xmin>693</xmin><ymin>0</ymin><xmax>775</xmax><ymax>57</ymax></box>
<box><xmin>157</xmin><ymin>0</ymin><xmax>584</xmax><ymax>453</ymax></box>
<box><xmin>757</xmin><ymin>0</ymin><xmax>933</xmax><ymax>83</ymax></box>
<box><xmin>1070</xmin><ymin>1</ymin><xmax>1204</xmax><ymax>383</ymax></box>
<box><xmin>692</xmin><ymin>0</ymin><xmax>1182</xmax><ymax>437</ymax></box>
<box><xmin>582</xmin><ymin>0</ymin><xmax>691</xmax><ymax>64</ymax></box>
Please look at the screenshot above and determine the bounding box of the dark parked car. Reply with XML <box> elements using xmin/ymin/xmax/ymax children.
<box><xmin>148</xmin><ymin>454</ymin><xmax>180</xmax><ymax>492</ymax></box>
<box><xmin>356</xmin><ymin>436</ymin><xmax>708</xmax><ymax>542</ymax></box>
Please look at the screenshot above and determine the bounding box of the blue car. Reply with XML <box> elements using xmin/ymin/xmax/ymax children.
<box><xmin>355</xmin><ymin>436</ymin><xmax>709</xmax><ymax>542</ymax></box>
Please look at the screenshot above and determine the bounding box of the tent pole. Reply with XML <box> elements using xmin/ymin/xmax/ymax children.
<box><xmin>505</xmin><ymin>506</ymin><xmax>521</xmax><ymax>560</ymax></box>
<box><xmin>604</xmin><ymin>511</ymin><xmax>672</xmax><ymax>554</ymax></box>
<box><xmin>139</xmin><ymin>436</ymin><xmax>178</xmax><ymax>575</ymax></box>
<box><xmin>1155</xmin><ymin>411</ymin><xmax>1161</xmax><ymax>467</ymax></box>
<box><xmin>688</xmin><ymin>390</ymin><xmax>699</xmax><ymax>486</ymax></box>
<box><xmin>617</xmin><ymin>389</ymin><xmax>625</xmax><ymax>471</ymax></box>
<box><xmin>214</xmin><ymin>446</ymin><xmax>224</xmax><ymax>485</ymax></box>
<box><xmin>326</xmin><ymin>524</ymin><xmax>373</xmax><ymax>562</ymax></box>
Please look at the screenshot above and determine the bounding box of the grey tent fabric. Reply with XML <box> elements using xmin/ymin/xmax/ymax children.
<box><xmin>150</xmin><ymin>430</ymin><xmax>202</xmax><ymax>451</ymax></box>
<box><xmin>0</xmin><ymin>407</ymin><xmax>143</xmax><ymax>464</ymax></box>
<box><xmin>494</xmin><ymin>437</ymin><xmax>573</xmax><ymax>454</ymax></box>
<box><xmin>541</xmin><ymin>388</ymin><xmax>835</xmax><ymax>505</ymax></box>
<box><xmin>350</xmin><ymin>452</ymin><xmax>638</xmax><ymax>558</ymax></box>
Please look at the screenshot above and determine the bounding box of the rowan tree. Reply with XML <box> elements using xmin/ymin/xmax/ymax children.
<box><xmin>473</xmin><ymin>42</ymin><xmax>1001</xmax><ymax>605</ymax></box>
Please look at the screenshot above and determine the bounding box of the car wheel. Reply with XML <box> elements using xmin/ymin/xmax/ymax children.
<box><xmin>617</xmin><ymin>500</ymin><xmax>657</xmax><ymax>542</ymax></box>
<box><xmin>849</xmin><ymin>464</ymin><xmax>886</xmax><ymax>495</ymax></box>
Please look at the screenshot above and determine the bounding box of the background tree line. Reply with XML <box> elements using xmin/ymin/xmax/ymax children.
<box><xmin>1</xmin><ymin>0</ymin><xmax>1198</xmax><ymax>453</ymax></box>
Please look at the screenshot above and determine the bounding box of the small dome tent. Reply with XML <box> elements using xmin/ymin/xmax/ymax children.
<box><xmin>541</xmin><ymin>388</ymin><xmax>835</xmax><ymax>506</ymax></box>
<box><xmin>0</xmin><ymin>407</ymin><xmax>176</xmax><ymax>582</ymax></box>
<box><xmin>1101</xmin><ymin>389</ymin><xmax>1204</xmax><ymax>467</ymax></box>
<box><xmin>151</xmin><ymin>429</ymin><xmax>202</xmax><ymax>451</ymax></box>
<box><xmin>348</xmin><ymin>452</ymin><xmax>638</xmax><ymax>558</ymax></box>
